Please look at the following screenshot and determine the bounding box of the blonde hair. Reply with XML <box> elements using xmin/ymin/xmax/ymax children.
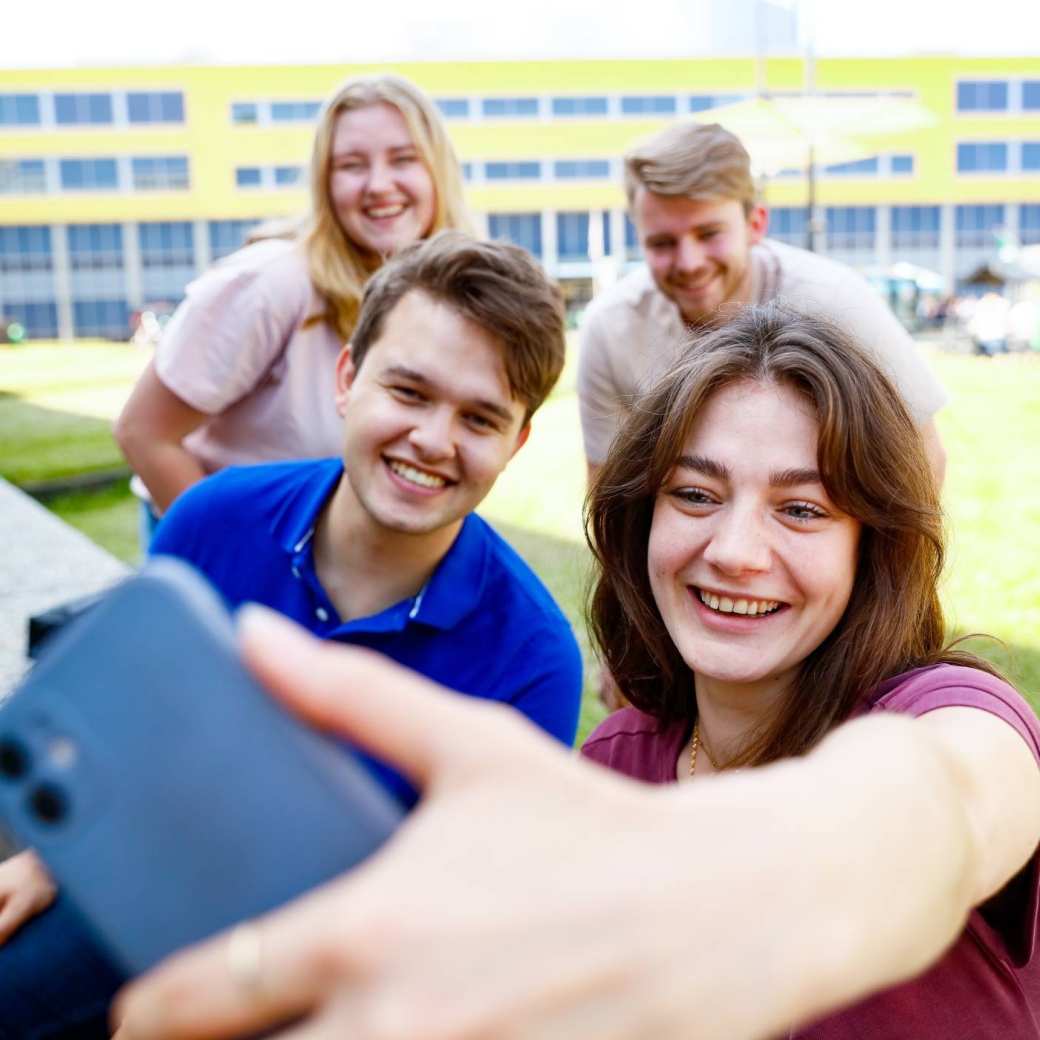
<box><xmin>624</xmin><ymin>121</ymin><xmax>758</xmax><ymax>215</ymax></box>
<box><xmin>303</xmin><ymin>75</ymin><xmax>472</xmax><ymax>341</ymax></box>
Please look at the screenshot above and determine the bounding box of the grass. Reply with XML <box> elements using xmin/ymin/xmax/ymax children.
<box><xmin>2</xmin><ymin>339</ymin><xmax>1038</xmax><ymax>741</ymax></box>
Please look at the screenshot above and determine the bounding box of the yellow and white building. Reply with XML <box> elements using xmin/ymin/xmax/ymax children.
<box><xmin>1</xmin><ymin>55</ymin><xmax>1039</xmax><ymax>339</ymax></box>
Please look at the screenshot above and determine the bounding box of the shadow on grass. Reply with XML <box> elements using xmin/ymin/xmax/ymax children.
<box><xmin>0</xmin><ymin>396</ymin><xmax>127</xmax><ymax>487</ymax></box>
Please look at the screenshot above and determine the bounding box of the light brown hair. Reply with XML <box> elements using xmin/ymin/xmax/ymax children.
<box><xmin>624</xmin><ymin>121</ymin><xmax>758</xmax><ymax>215</ymax></box>
<box><xmin>302</xmin><ymin>74</ymin><xmax>472</xmax><ymax>341</ymax></box>
<box><xmin>351</xmin><ymin>231</ymin><xmax>566</xmax><ymax>421</ymax></box>
<box><xmin>587</xmin><ymin>304</ymin><xmax>997</xmax><ymax>767</ymax></box>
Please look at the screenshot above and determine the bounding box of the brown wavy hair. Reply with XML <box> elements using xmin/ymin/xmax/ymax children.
<box><xmin>587</xmin><ymin>303</ymin><xmax>998</xmax><ymax>767</ymax></box>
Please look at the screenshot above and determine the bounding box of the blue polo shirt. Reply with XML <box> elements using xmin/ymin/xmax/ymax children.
<box><xmin>150</xmin><ymin>458</ymin><xmax>583</xmax><ymax>805</ymax></box>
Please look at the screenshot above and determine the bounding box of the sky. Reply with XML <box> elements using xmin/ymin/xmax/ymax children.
<box><xmin>6</xmin><ymin>0</ymin><xmax>1035</xmax><ymax>68</ymax></box>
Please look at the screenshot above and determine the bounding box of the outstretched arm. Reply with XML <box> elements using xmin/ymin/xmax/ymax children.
<box><xmin>113</xmin><ymin>610</ymin><xmax>1040</xmax><ymax>1040</ymax></box>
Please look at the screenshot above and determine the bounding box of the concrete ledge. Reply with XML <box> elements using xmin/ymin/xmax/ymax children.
<box><xmin>0</xmin><ymin>478</ymin><xmax>129</xmax><ymax>698</ymax></box>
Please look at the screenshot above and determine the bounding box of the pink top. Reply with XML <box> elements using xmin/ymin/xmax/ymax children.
<box><xmin>154</xmin><ymin>239</ymin><xmax>345</xmax><ymax>475</ymax></box>
<box><xmin>582</xmin><ymin>665</ymin><xmax>1040</xmax><ymax>1038</ymax></box>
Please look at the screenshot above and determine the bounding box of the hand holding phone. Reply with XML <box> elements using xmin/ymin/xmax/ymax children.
<box><xmin>0</xmin><ymin>557</ymin><xmax>402</xmax><ymax>975</ymax></box>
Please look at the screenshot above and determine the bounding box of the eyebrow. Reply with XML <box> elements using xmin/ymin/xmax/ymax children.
<box><xmin>675</xmin><ymin>455</ymin><xmax>822</xmax><ymax>488</ymax></box>
<box><xmin>382</xmin><ymin>365</ymin><xmax>516</xmax><ymax>424</ymax></box>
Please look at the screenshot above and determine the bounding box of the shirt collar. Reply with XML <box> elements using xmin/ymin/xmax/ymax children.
<box><xmin>270</xmin><ymin>458</ymin><xmax>489</xmax><ymax>632</ymax></box>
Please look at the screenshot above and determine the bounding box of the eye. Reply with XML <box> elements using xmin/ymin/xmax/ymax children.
<box><xmin>391</xmin><ymin>152</ymin><xmax>419</xmax><ymax>166</ymax></box>
<box><xmin>781</xmin><ymin>501</ymin><xmax>828</xmax><ymax>522</ymax></box>
<box><xmin>333</xmin><ymin>158</ymin><xmax>365</xmax><ymax>172</ymax></box>
<box><xmin>669</xmin><ymin>486</ymin><xmax>717</xmax><ymax>507</ymax></box>
<box><xmin>390</xmin><ymin>384</ymin><xmax>424</xmax><ymax>403</ymax></box>
<box><xmin>464</xmin><ymin>412</ymin><xmax>499</xmax><ymax>433</ymax></box>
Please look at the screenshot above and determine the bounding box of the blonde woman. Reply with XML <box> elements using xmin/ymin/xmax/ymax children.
<box><xmin>115</xmin><ymin>75</ymin><xmax>470</xmax><ymax>530</ymax></box>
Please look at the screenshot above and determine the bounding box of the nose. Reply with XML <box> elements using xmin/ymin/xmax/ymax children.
<box><xmin>674</xmin><ymin>235</ymin><xmax>706</xmax><ymax>274</ymax></box>
<box><xmin>364</xmin><ymin>158</ymin><xmax>395</xmax><ymax>195</ymax></box>
<box><xmin>408</xmin><ymin>407</ymin><xmax>455</xmax><ymax>461</ymax></box>
<box><xmin>702</xmin><ymin>504</ymin><xmax>771</xmax><ymax>576</ymax></box>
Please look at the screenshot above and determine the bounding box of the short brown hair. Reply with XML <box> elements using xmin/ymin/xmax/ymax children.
<box><xmin>624</xmin><ymin>121</ymin><xmax>758</xmax><ymax>215</ymax></box>
<box><xmin>587</xmin><ymin>304</ymin><xmax>998</xmax><ymax>767</ymax></box>
<box><xmin>351</xmin><ymin>231</ymin><xmax>566</xmax><ymax>420</ymax></box>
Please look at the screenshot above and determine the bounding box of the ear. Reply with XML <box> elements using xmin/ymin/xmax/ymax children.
<box><xmin>747</xmin><ymin>204</ymin><xmax>769</xmax><ymax>245</ymax></box>
<box><xmin>333</xmin><ymin>343</ymin><xmax>357</xmax><ymax>418</ymax></box>
<box><xmin>510</xmin><ymin>422</ymin><xmax>531</xmax><ymax>459</ymax></box>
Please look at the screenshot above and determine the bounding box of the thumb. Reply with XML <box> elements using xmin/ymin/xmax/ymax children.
<box><xmin>236</xmin><ymin>605</ymin><xmax>492</xmax><ymax>788</ymax></box>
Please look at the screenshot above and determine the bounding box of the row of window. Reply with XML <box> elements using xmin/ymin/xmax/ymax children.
<box><xmin>0</xmin><ymin>91</ymin><xmax>184</xmax><ymax>127</ymax></box>
<box><xmin>956</xmin><ymin>140</ymin><xmax>1040</xmax><ymax>173</ymax></box>
<box><xmin>957</xmin><ymin>79</ymin><xmax>1040</xmax><ymax>113</ymax></box>
<box><xmin>234</xmin><ymin>165</ymin><xmax>306</xmax><ymax>189</ymax></box>
<box><xmin>0</xmin><ymin>156</ymin><xmax>190</xmax><ymax>194</ymax></box>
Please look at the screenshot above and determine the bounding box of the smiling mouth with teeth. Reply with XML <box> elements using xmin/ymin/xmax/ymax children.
<box><xmin>386</xmin><ymin>458</ymin><xmax>449</xmax><ymax>490</ymax></box>
<box><xmin>697</xmin><ymin>589</ymin><xmax>782</xmax><ymax>617</ymax></box>
<box><xmin>365</xmin><ymin>204</ymin><xmax>406</xmax><ymax>219</ymax></box>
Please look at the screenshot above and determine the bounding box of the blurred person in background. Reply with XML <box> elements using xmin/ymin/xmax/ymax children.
<box><xmin>578</xmin><ymin>121</ymin><xmax>948</xmax><ymax>490</ymax></box>
<box><xmin>115</xmin><ymin>74</ymin><xmax>470</xmax><ymax>541</ymax></box>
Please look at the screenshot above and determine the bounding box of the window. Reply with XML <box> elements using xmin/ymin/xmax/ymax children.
<box><xmin>131</xmin><ymin>156</ymin><xmax>189</xmax><ymax>191</ymax></box>
<box><xmin>689</xmin><ymin>94</ymin><xmax>743</xmax><ymax>112</ymax></box>
<box><xmin>890</xmin><ymin>154</ymin><xmax>915</xmax><ymax>175</ymax></box>
<box><xmin>54</xmin><ymin>92</ymin><xmax>113</xmax><ymax>125</ymax></box>
<box><xmin>1022</xmin><ymin>143</ymin><xmax>1040</xmax><ymax>171</ymax></box>
<box><xmin>231</xmin><ymin>102</ymin><xmax>259</xmax><ymax>124</ymax></box>
<box><xmin>236</xmin><ymin>166</ymin><xmax>263</xmax><ymax>188</ymax></box>
<box><xmin>553</xmin><ymin>159</ymin><xmax>611</xmax><ymax>180</ymax></box>
<box><xmin>1020</xmin><ymin>204</ymin><xmax>1040</xmax><ymax>245</ymax></box>
<box><xmin>824</xmin><ymin>157</ymin><xmax>879</xmax><ymax>176</ymax></box>
<box><xmin>551</xmin><ymin>96</ymin><xmax>608</xmax><ymax>116</ymax></box>
<box><xmin>481</xmin><ymin>97</ymin><xmax>539</xmax><ymax>118</ymax></box>
<box><xmin>955</xmin><ymin>204</ymin><xmax>1005</xmax><ymax>248</ymax></box>
<box><xmin>0</xmin><ymin>226</ymin><xmax>52</xmax><ymax>273</ymax></box>
<box><xmin>274</xmin><ymin>165</ymin><xmax>304</xmax><ymax>187</ymax></box>
<box><xmin>957</xmin><ymin>81</ymin><xmax>1009</xmax><ymax>112</ymax></box>
<box><xmin>891</xmin><ymin>205</ymin><xmax>940</xmax><ymax>249</ymax></box>
<box><xmin>270</xmin><ymin>101</ymin><xmax>322</xmax><ymax>122</ymax></box>
<box><xmin>0</xmin><ymin>94</ymin><xmax>40</xmax><ymax>126</ymax></box>
<box><xmin>621</xmin><ymin>95</ymin><xmax>676</xmax><ymax>116</ymax></box>
<box><xmin>68</xmin><ymin>224</ymin><xmax>124</xmax><ymax>270</ymax></box>
<box><xmin>484</xmin><ymin>161</ymin><xmax>541</xmax><ymax>181</ymax></box>
<box><xmin>487</xmin><ymin>214</ymin><xmax>542</xmax><ymax>258</ymax></box>
<box><xmin>127</xmin><ymin>91</ymin><xmax>184</xmax><ymax>124</ymax></box>
<box><xmin>435</xmin><ymin>98</ymin><xmax>470</xmax><ymax>119</ymax></box>
<box><xmin>0</xmin><ymin>160</ymin><xmax>46</xmax><ymax>194</ymax></box>
<box><xmin>957</xmin><ymin>142</ymin><xmax>1009</xmax><ymax>173</ymax></box>
<box><xmin>1024</xmin><ymin>81</ymin><xmax>1040</xmax><ymax>111</ymax></box>
<box><xmin>602</xmin><ymin>212</ymin><xmax>612</xmax><ymax>257</ymax></box>
<box><xmin>1</xmin><ymin>301</ymin><xmax>58</xmax><ymax>339</ymax></box>
<box><xmin>461</xmin><ymin>162</ymin><xmax>474</xmax><ymax>181</ymax></box>
<box><xmin>139</xmin><ymin>222</ymin><xmax>195</xmax><ymax>268</ymax></box>
<box><xmin>59</xmin><ymin>158</ymin><xmax>118</xmax><ymax>191</ymax></box>
<box><xmin>768</xmin><ymin>207</ymin><xmax>807</xmax><ymax>247</ymax></box>
<box><xmin>557</xmin><ymin>212</ymin><xmax>590</xmax><ymax>262</ymax></box>
<box><xmin>825</xmin><ymin>206</ymin><xmax>876</xmax><ymax>251</ymax></box>
<box><xmin>208</xmin><ymin>220</ymin><xmax>261</xmax><ymax>261</ymax></box>
<box><xmin>624</xmin><ymin>214</ymin><xmax>641</xmax><ymax>260</ymax></box>
<box><xmin>73</xmin><ymin>299</ymin><xmax>130</xmax><ymax>338</ymax></box>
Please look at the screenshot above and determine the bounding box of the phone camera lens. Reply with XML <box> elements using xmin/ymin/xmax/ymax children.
<box><xmin>0</xmin><ymin>739</ymin><xmax>30</xmax><ymax>781</ymax></box>
<box><xmin>28</xmin><ymin>783</ymin><xmax>68</xmax><ymax>826</ymax></box>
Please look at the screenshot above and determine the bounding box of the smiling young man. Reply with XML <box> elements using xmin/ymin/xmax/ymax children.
<box><xmin>146</xmin><ymin>232</ymin><xmax>583</xmax><ymax>799</ymax></box>
<box><xmin>578</xmin><ymin>121</ymin><xmax>949</xmax><ymax>488</ymax></box>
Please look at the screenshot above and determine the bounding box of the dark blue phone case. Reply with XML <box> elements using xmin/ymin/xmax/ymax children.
<box><xmin>0</xmin><ymin>557</ymin><xmax>402</xmax><ymax>975</ymax></box>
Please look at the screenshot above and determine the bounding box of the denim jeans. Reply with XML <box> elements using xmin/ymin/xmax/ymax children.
<box><xmin>0</xmin><ymin>893</ymin><xmax>125</xmax><ymax>1039</ymax></box>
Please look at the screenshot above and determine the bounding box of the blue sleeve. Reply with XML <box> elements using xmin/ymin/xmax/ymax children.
<box><xmin>503</xmin><ymin>622</ymin><xmax>584</xmax><ymax>749</ymax></box>
<box><xmin>148</xmin><ymin>480</ymin><xmax>213</xmax><ymax>564</ymax></box>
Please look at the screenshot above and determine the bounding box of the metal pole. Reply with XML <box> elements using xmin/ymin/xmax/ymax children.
<box><xmin>803</xmin><ymin>0</ymin><xmax>820</xmax><ymax>252</ymax></box>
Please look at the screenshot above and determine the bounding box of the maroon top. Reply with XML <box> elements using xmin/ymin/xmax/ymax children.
<box><xmin>581</xmin><ymin>665</ymin><xmax>1040</xmax><ymax>1038</ymax></box>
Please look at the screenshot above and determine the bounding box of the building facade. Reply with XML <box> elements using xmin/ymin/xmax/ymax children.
<box><xmin>1</xmin><ymin>55</ymin><xmax>1038</xmax><ymax>339</ymax></box>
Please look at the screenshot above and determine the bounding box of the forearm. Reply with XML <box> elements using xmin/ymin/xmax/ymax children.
<box><xmin>121</xmin><ymin>439</ymin><xmax>207</xmax><ymax>515</ymax></box>
<box><xmin>651</xmin><ymin>713</ymin><xmax>979</xmax><ymax>1034</ymax></box>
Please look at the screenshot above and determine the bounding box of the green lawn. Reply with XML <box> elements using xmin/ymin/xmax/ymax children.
<box><xmin>2</xmin><ymin>340</ymin><xmax>1038</xmax><ymax>739</ymax></box>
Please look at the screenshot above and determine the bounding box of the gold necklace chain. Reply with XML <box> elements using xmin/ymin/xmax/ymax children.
<box><xmin>689</xmin><ymin>720</ymin><xmax>719</xmax><ymax>777</ymax></box>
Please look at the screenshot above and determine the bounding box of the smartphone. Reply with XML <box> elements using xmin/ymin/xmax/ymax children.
<box><xmin>0</xmin><ymin>556</ymin><xmax>402</xmax><ymax>975</ymax></box>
